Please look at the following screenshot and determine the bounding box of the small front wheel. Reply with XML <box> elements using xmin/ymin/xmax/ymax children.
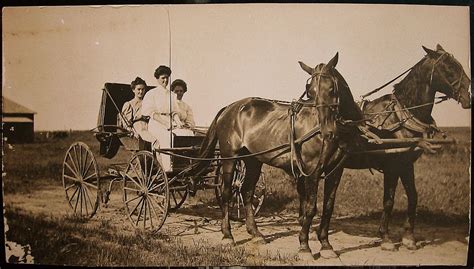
<box><xmin>123</xmin><ymin>151</ymin><xmax>169</xmax><ymax>232</ymax></box>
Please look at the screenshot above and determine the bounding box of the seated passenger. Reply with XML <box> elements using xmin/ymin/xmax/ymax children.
<box><xmin>142</xmin><ymin>65</ymin><xmax>183</xmax><ymax>171</ymax></box>
<box><xmin>171</xmin><ymin>79</ymin><xmax>196</xmax><ymax>136</ymax></box>
<box><xmin>119</xmin><ymin>77</ymin><xmax>147</xmax><ymax>138</ymax></box>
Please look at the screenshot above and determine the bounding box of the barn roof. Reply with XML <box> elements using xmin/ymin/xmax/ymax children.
<box><xmin>2</xmin><ymin>97</ymin><xmax>36</xmax><ymax>114</ymax></box>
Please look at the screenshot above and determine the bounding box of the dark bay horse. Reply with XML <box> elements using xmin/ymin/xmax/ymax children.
<box><xmin>193</xmin><ymin>53</ymin><xmax>354</xmax><ymax>259</ymax></box>
<box><xmin>310</xmin><ymin>44</ymin><xmax>471</xmax><ymax>257</ymax></box>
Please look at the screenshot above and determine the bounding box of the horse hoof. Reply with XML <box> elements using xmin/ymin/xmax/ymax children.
<box><xmin>402</xmin><ymin>238</ymin><xmax>418</xmax><ymax>250</ymax></box>
<box><xmin>297</xmin><ymin>250</ymin><xmax>314</xmax><ymax>261</ymax></box>
<box><xmin>221</xmin><ymin>238</ymin><xmax>235</xmax><ymax>246</ymax></box>
<box><xmin>251</xmin><ymin>236</ymin><xmax>267</xmax><ymax>245</ymax></box>
<box><xmin>320</xmin><ymin>249</ymin><xmax>338</xmax><ymax>259</ymax></box>
<box><xmin>380</xmin><ymin>241</ymin><xmax>397</xmax><ymax>251</ymax></box>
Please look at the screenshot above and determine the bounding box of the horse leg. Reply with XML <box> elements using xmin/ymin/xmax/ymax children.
<box><xmin>297</xmin><ymin>169</ymin><xmax>322</xmax><ymax>260</ymax></box>
<box><xmin>220</xmin><ymin>159</ymin><xmax>236</xmax><ymax>245</ymax></box>
<box><xmin>379</xmin><ymin>168</ymin><xmax>399</xmax><ymax>251</ymax></box>
<box><xmin>296</xmin><ymin>176</ymin><xmax>305</xmax><ymax>226</ymax></box>
<box><xmin>241</xmin><ymin>158</ymin><xmax>266</xmax><ymax>244</ymax></box>
<box><xmin>400</xmin><ymin>163</ymin><xmax>418</xmax><ymax>250</ymax></box>
<box><xmin>317</xmin><ymin>166</ymin><xmax>344</xmax><ymax>259</ymax></box>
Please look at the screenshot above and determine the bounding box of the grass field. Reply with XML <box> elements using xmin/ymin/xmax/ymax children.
<box><xmin>2</xmin><ymin>127</ymin><xmax>471</xmax><ymax>265</ymax></box>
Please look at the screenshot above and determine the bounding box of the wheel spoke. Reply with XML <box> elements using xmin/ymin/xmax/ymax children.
<box><xmin>148</xmin><ymin>192</ymin><xmax>166</xmax><ymax>200</ymax></box>
<box><xmin>79</xmin><ymin>146</ymin><xmax>84</xmax><ymax>176</ymax></box>
<box><xmin>147</xmin><ymin>158</ymin><xmax>154</xmax><ymax>188</ymax></box>
<box><xmin>124</xmin><ymin>186</ymin><xmax>141</xmax><ymax>192</ymax></box>
<box><xmin>147</xmin><ymin>199</ymin><xmax>154</xmax><ymax>229</ymax></box>
<box><xmin>143</xmin><ymin>155</ymin><xmax>149</xmax><ymax>187</ymax></box>
<box><xmin>148</xmin><ymin>196</ymin><xmax>159</xmax><ymax>218</ymax></box>
<box><xmin>137</xmin><ymin>156</ymin><xmax>146</xmax><ymax>187</ymax></box>
<box><xmin>129</xmin><ymin>197</ymin><xmax>144</xmax><ymax>218</ymax></box>
<box><xmin>83</xmin><ymin>180</ymin><xmax>98</xmax><ymax>190</ymax></box>
<box><xmin>83</xmin><ymin>158</ymin><xmax>94</xmax><ymax>180</ymax></box>
<box><xmin>82</xmin><ymin>186</ymin><xmax>89</xmax><ymax>216</ymax></box>
<box><xmin>124</xmin><ymin>173</ymin><xmax>142</xmax><ymax>189</ymax></box>
<box><xmin>149</xmin><ymin>180</ymin><xmax>165</xmax><ymax>193</ymax></box>
<box><xmin>130</xmin><ymin>161</ymin><xmax>144</xmax><ymax>186</ymax></box>
<box><xmin>136</xmin><ymin>197</ymin><xmax>145</xmax><ymax>226</ymax></box>
<box><xmin>83</xmin><ymin>184</ymin><xmax>95</xmax><ymax>211</ymax></box>
<box><xmin>73</xmin><ymin>146</ymin><xmax>81</xmax><ymax>176</ymax></box>
<box><xmin>68</xmin><ymin>185</ymin><xmax>80</xmax><ymax>203</ymax></box>
<box><xmin>143</xmin><ymin>197</ymin><xmax>148</xmax><ymax>229</ymax></box>
<box><xmin>64</xmin><ymin>174</ymin><xmax>80</xmax><ymax>182</ymax></box>
<box><xmin>73</xmin><ymin>187</ymin><xmax>80</xmax><ymax>213</ymax></box>
<box><xmin>65</xmin><ymin>159</ymin><xmax>80</xmax><ymax>179</ymax></box>
<box><xmin>82</xmin><ymin>172</ymin><xmax>97</xmax><ymax>182</ymax></box>
<box><xmin>125</xmin><ymin>194</ymin><xmax>142</xmax><ymax>204</ymax></box>
<box><xmin>78</xmin><ymin>186</ymin><xmax>83</xmax><ymax>215</ymax></box>
<box><xmin>65</xmin><ymin>184</ymin><xmax>76</xmax><ymax>191</ymax></box>
<box><xmin>68</xmin><ymin>151</ymin><xmax>80</xmax><ymax>178</ymax></box>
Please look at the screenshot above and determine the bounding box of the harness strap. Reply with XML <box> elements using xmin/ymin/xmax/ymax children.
<box><xmin>361</xmin><ymin>66</ymin><xmax>413</xmax><ymax>99</ymax></box>
<box><xmin>289</xmin><ymin>100</ymin><xmax>320</xmax><ymax>178</ymax></box>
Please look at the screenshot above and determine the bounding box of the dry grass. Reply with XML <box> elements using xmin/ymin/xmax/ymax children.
<box><xmin>3</xmin><ymin>127</ymin><xmax>470</xmax><ymax>217</ymax></box>
<box><xmin>2</xmin><ymin>127</ymin><xmax>470</xmax><ymax>266</ymax></box>
<box><xmin>4</xmin><ymin>206</ymin><xmax>294</xmax><ymax>266</ymax></box>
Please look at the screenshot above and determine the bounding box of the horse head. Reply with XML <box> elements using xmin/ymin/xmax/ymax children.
<box><xmin>422</xmin><ymin>44</ymin><xmax>471</xmax><ymax>109</ymax></box>
<box><xmin>299</xmin><ymin>53</ymin><xmax>345</xmax><ymax>140</ymax></box>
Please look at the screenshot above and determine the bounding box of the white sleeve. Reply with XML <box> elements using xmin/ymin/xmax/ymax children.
<box><xmin>141</xmin><ymin>91</ymin><xmax>154</xmax><ymax>117</ymax></box>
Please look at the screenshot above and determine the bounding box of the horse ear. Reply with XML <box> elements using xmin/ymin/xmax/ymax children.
<box><xmin>299</xmin><ymin>61</ymin><xmax>314</xmax><ymax>75</ymax></box>
<box><xmin>422</xmin><ymin>46</ymin><xmax>438</xmax><ymax>57</ymax></box>
<box><xmin>326</xmin><ymin>52</ymin><xmax>339</xmax><ymax>70</ymax></box>
<box><xmin>436</xmin><ymin>44</ymin><xmax>446</xmax><ymax>52</ymax></box>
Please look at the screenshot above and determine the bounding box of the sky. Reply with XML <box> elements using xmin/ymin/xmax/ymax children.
<box><xmin>2</xmin><ymin>4</ymin><xmax>471</xmax><ymax>130</ymax></box>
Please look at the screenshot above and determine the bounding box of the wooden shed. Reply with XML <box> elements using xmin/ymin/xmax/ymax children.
<box><xmin>2</xmin><ymin>97</ymin><xmax>36</xmax><ymax>143</ymax></box>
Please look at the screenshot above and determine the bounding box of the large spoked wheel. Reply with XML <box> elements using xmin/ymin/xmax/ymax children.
<box><xmin>215</xmin><ymin>160</ymin><xmax>266</xmax><ymax>220</ymax></box>
<box><xmin>123</xmin><ymin>151</ymin><xmax>169</xmax><ymax>232</ymax></box>
<box><xmin>62</xmin><ymin>142</ymin><xmax>100</xmax><ymax>218</ymax></box>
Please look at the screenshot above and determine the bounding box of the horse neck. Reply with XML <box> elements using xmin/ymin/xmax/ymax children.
<box><xmin>334</xmin><ymin>71</ymin><xmax>364</xmax><ymax>121</ymax></box>
<box><xmin>393</xmin><ymin>60</ymin><xmax>436</xmax><ymax>123</ymax></box>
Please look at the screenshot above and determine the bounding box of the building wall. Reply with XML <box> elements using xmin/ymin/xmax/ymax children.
<box><xmin>3</xmin><ymin>119</ymin><xmax>34</xmax><ymax>143</ymax></box>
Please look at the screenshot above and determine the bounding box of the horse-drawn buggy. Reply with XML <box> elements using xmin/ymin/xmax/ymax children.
<box><xmin>61</xmin><ymin>82</ymin><xmax>266</xmax><ymax>232</ymax></box>
<box><xmin>62</xmin><ymin>44</ymin><xmax>469</xmax><ymax>261</ymax></box>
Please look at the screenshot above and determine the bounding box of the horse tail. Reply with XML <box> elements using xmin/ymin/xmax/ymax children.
<box><xmin>190</xmin><ymin>106</ymin><xmax>228</xmax><ymax>176</ymax></box>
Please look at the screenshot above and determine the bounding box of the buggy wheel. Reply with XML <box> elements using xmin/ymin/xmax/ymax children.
<box><xmin>215</xmin><ymin>160</ymin><xmax>266</xmax><ymax>220</ymax></box>
<box><xmin>62</xmin><ymin>142</ymin><xmax>100</xmax><ymax>218</ymax></box>
<box><xmin>169</xmin><ymin>179</ymin><xmax>189</xmax><ymax>210</ymax></box>
<box><xmin>123</xmin><ymin>151</ymin><xmax>169</xmax><ymax>232</ymax></box>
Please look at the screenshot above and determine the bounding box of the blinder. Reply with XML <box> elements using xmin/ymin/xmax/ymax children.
<box><xmin>430</xmin><ymin>52</ymin><xmax>469</xmax><ymax>104</ymax></box>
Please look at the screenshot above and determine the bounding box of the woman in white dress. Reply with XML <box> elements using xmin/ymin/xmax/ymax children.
<box><xmin>171</xmin><ymin>79</ymin><xmax>195</xmax><ymax>136</ymax></box>
<box><xmin>141</xmin><ymin>65</ymin><xmax>182</xmax><ymax>171</ymax></box>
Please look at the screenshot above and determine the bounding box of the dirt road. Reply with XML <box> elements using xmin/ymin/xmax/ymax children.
<box><xmin>4</xmin><ymin>184</ymin><xmax>469</xmax><ymax>266</ymax></box>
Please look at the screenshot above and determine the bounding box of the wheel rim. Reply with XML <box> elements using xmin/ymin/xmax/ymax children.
<box><xmin>62</xmin><ymin>142</ymin><xmax>100</xmax><ymax>218</ymax></box>
<box><xmin>123</xmin><ymin>151</ymin><xmax>169</xmax><ymax>232</ymax></box>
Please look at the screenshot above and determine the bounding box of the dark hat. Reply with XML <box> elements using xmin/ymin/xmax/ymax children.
<box><xmin>154</xmin><ymin>65</ymin><xmax>172</xmax><ymax>79</ymax></box>
<box><xmin>171</xmin><ymin>79</ymin><xmax>187</xmax><ymax>93</ymax></box>
<box><xmin>131</xmin><ymin>76</ymin><xmax>147</xmax><ymax>89</ymax></box>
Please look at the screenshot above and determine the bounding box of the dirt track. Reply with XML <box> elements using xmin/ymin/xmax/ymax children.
<box><xmin>4</xmin><ymin>184</ymin><xmax>469</xmax><ymax>266</ymax></box>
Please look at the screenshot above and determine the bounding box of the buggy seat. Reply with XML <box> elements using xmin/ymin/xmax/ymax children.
<box><xmin>95</xmin><ymin>82</ymin><xmax>155</xmax><ymax>158</ymax></box>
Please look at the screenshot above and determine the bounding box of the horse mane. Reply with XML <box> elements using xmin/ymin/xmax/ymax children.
<box><xmin>333</xmin><ymin>68</ymin><xmax>364</xmax><ymax>121</ymax></box>
<box><xmin>392</xmin><ymin>56</ymin><xmax>429</xmax><ymax>108</ymax></box>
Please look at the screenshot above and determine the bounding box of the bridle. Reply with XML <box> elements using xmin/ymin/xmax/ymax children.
<box><xmin>305</xmin><ymin>66</ymin><xmax>341</xmax><ymax>113</ymax></box>
<box><xmin>429</xmin><ymin>52</ymin><xmax>468</xmax><ymax>103</ymax></box>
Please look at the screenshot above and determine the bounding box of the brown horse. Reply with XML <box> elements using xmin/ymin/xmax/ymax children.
<box><xmin>310</xmin><ymin>44</ymin><xmax>471</xmax><ymax>257</ymax></box>
<box><xmin>193</xmin><ymin>53</ymin><xmax>356</xmax><ymax>259</ymax></box>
